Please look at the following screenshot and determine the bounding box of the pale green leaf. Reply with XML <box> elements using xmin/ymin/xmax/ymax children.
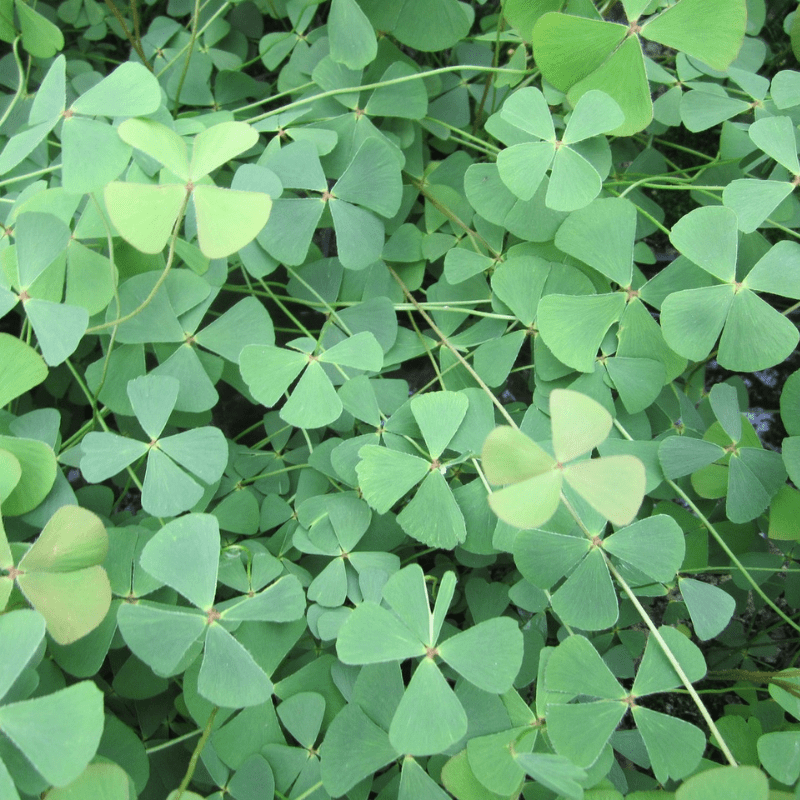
<box><xmin>0</xmin><ymin>682</ymin><xmax>103</xmax><ymax>786</ymax></box>
<box><xmin>139</xmin><ymin>514</ymin><xmax>220</xmax><ymax>610</ymax></box>
<box><xmin>193</xmin><ymin>185</ymin><xmax>272</xmax><ymax>259</ymax></box>
<box><xmin>679</xmin><ymin>577</ymin><xmax>736</xmax><ymax>641</ymax></box>
<box><xmin>389</xmin><ymin>658</ymin><xmax>467</xmax><ymax>756</ymax></box>
<box><xmin>70</xmin><ymin>61</ymin><xmax>161</xmax><ymax>118</ymax></box>
<box><xmin>198</xmin><ymin>624</ymin><xmax>273</xmax><ymax>708</ymax></box>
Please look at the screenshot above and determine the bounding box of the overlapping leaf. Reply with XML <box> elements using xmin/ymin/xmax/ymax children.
<box><xmin>531</xmin><ymin>0</ymin><xmax>747</xmax><ymax>135</ymax></box>
<box><xmin>336</xmin><ymin>564</ymin><xmax>522</xmax><ymax>754</ymax></box>
<box><xmin>356</xmin><ymin>391</ymin><xmax>469</xmax><ymax>548</ymax></box>
<box><xmin>659</xmin><ymin>206</ymin><xmax>800</xmax><ymax>371</ymax></box>
<box><xmin>80</xmin><ymin>374</ymin><xmax>228</xmax><ymax>517</ymax></box>
<box><xmin>1</xmin><ymin>506</ymin><xmax>111</xmax><ymax>644</ymax></box>
<box><xmin>117</xmin><ymin>514</ymin><xmax>305</xmax><ymax>707</ymax></box>
<box><xmin>495</xmin><ymin>88</ymin><xmax>623</xmax><ymax>211</ymax></box>
<box><xmin>545</xmin><ymin>631</ymin><xmax>706</xmax><ymax>779</ymax></box>
<box><xmin>240</xmin><ymin>331</ymin><xmax>383</xmax><ymax>429</ymax></box>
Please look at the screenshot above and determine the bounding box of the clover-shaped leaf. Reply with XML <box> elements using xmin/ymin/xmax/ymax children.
<box><xmin>545</xmin><ymin>631</ymin><xmax>706</xmax><ymax>781</ymax></box>
<box><xmin>293</xmin><ymin>492</ymin><xmax>400</xmax><ymax>610</ymax></box>
<box><xmin>512</xmin><ymin>514</ymin><xmax>683</xmax><ymax>631</ymax></box>
<box><xmin>723</xmin><ymin>115</ymin><xmax>800</xmax><ymax>232</ymax></box>
<box><xmin>496</xmin><ymin>88</ymin><xmax>623</xmax><ymax>211</ymax></box>
<box><xmin>105</xmin><ymin>119</ymin><xmax>272</xmax><ymax>258</ymax></box>
<box><xmin>0</xmin><ymin>213</ymin><xmax>90</xmax><ymax>367</ymax></box>
<box><xmin>116</xmin><ymin>514</ymin><xmax>305</xmax><ymax>708</ymax></box>
<box><xmin>688</xmin><ymin>418</ymin><xmax>787</xmax><ymax>524</ymax></box>
<box><xmin>531</xmin><ymin>0</ymin><xmax>746</xmax><ymax>136</ymax></box>
<box><xmin>80</xmin><ymin>374</ymin><xmax>228</xmax><ymax>517</ymax></box>
<box><xmin>58</xmin><ymin>60</ymin><xmax>162</xmax><ymax>194</ymax></box>
<box><xmin>537</xmin><ymin>292</ymin><xmax>627</xmax><ymax>374</ymax></box>
<box><xmin>258</xmin><ymin>136</ymin><xmax>402</xmax><ymax>269</ymax></box>
<box><xmin>356</xmin><ymin>391</ymin><xmax>469</xmax><ymax>548</ymax></box>
<box><xmin>240</xmin><ymin>331</ymin><xmax>383</xmax><ymax>429</ymax></box>
<box><xmin>2</xmin><ymin>506</ymin><xmax>112</xmax><ymax>645</ymax></box>
<box><xmin>0</xmin><ymin>609</ymin><xmax>104</xmax><ymax>789</ymax></box>
<box><xmin>482</xmin><ymin>389</ymin><xmax>646</xmax><ymax>529</ymax></box>
<box><xmin>554</xmin><ymin>197</ymin><xmax>638</xmax><ymax>287</ymax></box>
<box><xmin>659</xmin><ymin>206</ymin><xmax>800</xmax><ymax>371</ymax></box>
<box><xmin>0</xmin><ymin>335</ymin><xmax>47</xmax><ymax>411</ymax></box>
<box><xmin>0</xmin><ymin>433</ymin><xmax>58</xmax><ymax>517</ymax></box>
<box><xmin>336</xmin><ymin>564</ymin><xmax>523</xmax><ymax>755</ymax></box>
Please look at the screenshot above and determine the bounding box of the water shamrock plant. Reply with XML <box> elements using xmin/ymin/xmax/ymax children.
<box><xmin>1</xmin><ymin>0</ymin><xmax>800</xmax><ymax>798</ymax></box>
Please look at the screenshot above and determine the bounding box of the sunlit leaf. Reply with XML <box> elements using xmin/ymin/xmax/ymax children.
<box><xmin>193</xmin><ymin>185</ymin><xmax>272</xmax><ymax>259</ymax></box>
<box><xmin>104</xmin><ymin>182</ymin><xmax>186</xmax><ymax>254</ymax></box>
<box><xmin>550</xmin><ymin>388</ymin><xmax>613</xmax><ymax>463</ymax></box>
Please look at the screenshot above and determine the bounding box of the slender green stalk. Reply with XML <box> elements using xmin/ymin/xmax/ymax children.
<box><xmin>234</xmin><ymin>81</ymin><xmax>316</xmax><ymax>115</ymax></box>
<box><xmin>668</xmin><ymin>478</ymin><xmax>800</xmax><ymax>636</ymax></box>
<box><xmin>388</xmin><ymin>266</ymin><xmax>518</xmax><ymax>428</ymax></box>
<box><xmin>612</xmin><ymin>419</ymin><xmax>800</xmax><ymax>636</ymax></box>
<box><xmin>606</xmin><ymin>558</ymin><xmax>738</xmax><ymax>767</ymax></box>
<box><xmin>0</xmin><ymin>38</ymin><xmax>25</xmax><ymax>131</ymax></box>
<box><xmin>408</xmin><ymin>176</ymin><xmax>500</xmax><ymax>258</ymax></box>
<box><xmin>472</xmin><ymin>6</ymin><xmax>504</xmax><ymax>135</ymax></box>
<box><xmin>0</xmin><ymin>165</ymin><xmax>61</xmax><ymax>189</ymax></box>
<box><xmin>426</xmin><ymin>118</ymin><xmax>502</xmax><ymax>156</ymax></box>
<box><xmin>405</xmin><ymin>310</ymin><xmax>446</xmax><ymax>392</ymax></box>
<box><xmin>276</xmin><ymin>781</ymin><xmax>324</xmax><ymax>800</ymax></box>
<box><xmin>87</xmin><ymin>190</ymin><xmax>191</xmax><ymax>333</ymax></box>
<box><xmin>239</xmin><ymin>463</ymin><xmax>308</xmax><ymax>486</ymax></box>
<box><xmin>63</xmin><ymin>359</ymin><xmax>149</xmax><ymax>500</ymax></box>
<box><xmin>145</xmin><ymin>729</ymin><xmax>203</xmax><ymax>754</ymax></box>
<box><xmin>284</xmin><ymin>266</ymin><xmax>352</xmax><ymax>335</ymax></box>
<box><xmin>155</xmin><ymin>1</ymin><xmax>231</xmax><ymax>78</ymax></box>
<box><xmin>172</xmin><ymin>0</ymin><xmax>202</xmax><ymax>113</ymax></box>
<box><xmin>102</xmin><ymin>0</ymin><xmax>152</xmax><ymax>70</ymax></box>
<box><xmin>174</xmin><ymin>707</ymin><xmax>218</xmax><ymax>800</ymax></box>
<box><xmin>244</xmin><ymin>65</ymin><xmax>530</xmax><ymax>125</ymax></box>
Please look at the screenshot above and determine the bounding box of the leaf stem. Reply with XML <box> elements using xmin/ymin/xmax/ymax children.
<box><xmin>173</xmin><ymin>0</ymin><xmax>201</xmax><ymax>113</ymax></box>
<box><xmin>244</xmin><ymin>65</ymin><xmax>530</xmax><ymax>125</ymax></box>
<box><xmin>86</xmin><ymin>189</ymin><xmax>191</xmax><ymax>333</ymax></box>
<box><xmin>102</xmin><ymin>0</ymin><xmax>152</xmax><ymax>70</ymax></box>
<box><xmin>612</xmin><ymin>418</ymin><xmax>800</xmax><ymax>636</ymax></box>
<box><xmin>668</xmin><ymin>478</ymin><xmax>800</xmax><ymax>636</ymax></box>
<box><xmin>174</xmin><ymin>707</ymin><xmax>218</xmax><ymax>800</ymax></box>
<box><xmin>472</xmin><ymin>7</ymin><xmax>503</xmax><ymax>136</ymax></box>
<box><xmin>0</xmin><ymin>165</ymin><xmax>61</xmax><ymax>190</ymax></box>
<box><xmin>605</xmin><ymin>557</ymin><xmax>738</xmax><ymax>768</ymax></box>
<box><xmin>425</xmin><ymin>117</ymin><xmax>502</xmax><ymax>156</ymax></box>
<box><xmin>145</xmin><ymin>728</ymin><xmax>203</xmax><ymax>754</ymax></box>
<box><xmin>405</xmin><ymin>310</ymin><xmax>446</xmax><ymax>393</ymax></box>
<box><xmin>0</xmin><ymin>38</ymin><xmax>25</xmax><ymax>131</ymax></box>
<box><xmin>408</xmin><ymin>175</ymin><xmax>500</xmax><ymax>258</ymax></box>
<box><xmin>154</xmin><ymin>0</ymin><xmax>231</xmax><ymax>79</ymax></box>
<box><xmin>388</xmin><ymin>266</ymin><xmax>517</xmax><ymax>428</ymax></box>
<box><xmin>276</xmin><ymin>781</ymin><xmax>324</xmax><ymax>800</ymax></box>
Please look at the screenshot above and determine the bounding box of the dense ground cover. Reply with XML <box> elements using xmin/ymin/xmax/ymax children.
<box><xmin>1</xmin><ymin>0</ymin><xmax>800</xmax><ymax>798</ymax></box>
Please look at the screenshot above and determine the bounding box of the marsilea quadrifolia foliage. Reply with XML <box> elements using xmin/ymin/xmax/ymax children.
<box><xmin>1</xmin><ymin>0</ymin><xmax>800</xmax><ymax>797</ymax></box>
